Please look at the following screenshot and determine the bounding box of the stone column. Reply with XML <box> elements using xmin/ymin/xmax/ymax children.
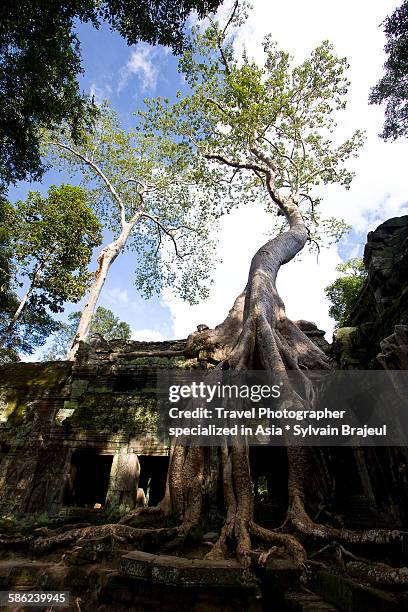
<box><xmin>106</xmin><ymin>447</ymin><xmax>140</xmax><ymax>512</ymax></box>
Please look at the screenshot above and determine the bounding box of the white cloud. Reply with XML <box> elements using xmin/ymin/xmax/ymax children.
<box><xmin>105</xmin><ymin>287</ymin><xmax>129</xmax><ymax>305</ymax></box>
<box><xmin>118</xmin><ymin>44</ymin><xmax>158</xmax><ymax>92</ymax></box>
<box><xmin>163</xmin><ymin>0</ymin><xmax>407</xmax><ymax>341</ymax></box>
<box><xmin>131</xmin><ymin>329</ymin><xmax>169</xmax><ymax>341</ymax></box>
<box><xmin>89</xmin><ymin>81</ymin><xmax>112</xmax><ymax>104</ymax></box>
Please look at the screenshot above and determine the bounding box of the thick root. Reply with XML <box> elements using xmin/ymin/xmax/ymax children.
<box><xmin>346</xmin><ymin>560</ymin><xmax>408</xmax><ymax>587</ymax></box>
<box><xmin>31</xmin><ymin>523</ymin><xmax>178</xmax><ymax>555</ymax></box>
<box><xmin>249</xmin><ymin>521</ymin><xmax>307</xmax><ymax>566</ymax></box>
<box><xmin>118</xmin><ymin>506</ymin><xmax>165</xmax><ymax>526</ymax></box>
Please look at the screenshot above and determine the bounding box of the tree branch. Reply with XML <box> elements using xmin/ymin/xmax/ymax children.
<box><xmin>141</xmin><ymin>213</ymin><xmax>183</xmax><ymax>258</ymax></box>
<box><xmin>204</xmin><ymin>152</ymin><xmax>269</xmax><ymax>175</ymax></box>
<box><xmin>50</xmin><ymin>141</ymin><xmax>127</xmax><ymax>228</ymax></box>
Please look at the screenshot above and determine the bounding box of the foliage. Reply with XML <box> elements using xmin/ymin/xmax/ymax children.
<box><xmin>45</xmin><ymin>103</ymin><xmax>224</xmax><ymax>304</ymax></box>
<box><xmin>0</xmin><ymin>0</ymin><xmax>221</xmax><ymax>186</ymax></box>
<box><xmin>370</xmin><ymin>0</ymin><xmax>408</xmax><ymax>139</ymax></box>
<box><xmin>0</xmin><ymin>185</ymin><xmax>102</xmax><ymax>360</ymax></box>
<box><xmin>0</xmin><ymin>198</ymin><xmax>60</xmax><ymax>362</ymax></box>
<box><xmin>44</xmin><ymin>306</ymin><xmax>131</xmax><ymax>360</ymax></box>
<box><xmin>0</xmin><ymin>301</ymin><xmax>59</xmax><ymax>363</ymax></box>
<box><xmin>10</xmin><ymin>184</ymin><xmax>102</xmax><ymax>313</ymax></box>
<box><xmin>139</xmin><ymin>4</ymin><xmax>364</xmax><ymax>249</ymax></box>
<box><xmin>0</xmin><ymin>197</ymin><xmax>19</xmax><ymax>361</ymax></box>
<box><xmin>325</xmin><ymin>258</ymin><xmax>367</xmax><ymax>327</ymax></box>
<box><xmin>0</xmin><ymin>198</ymin><xmax>15</xmax><ymax>317</ymax></box>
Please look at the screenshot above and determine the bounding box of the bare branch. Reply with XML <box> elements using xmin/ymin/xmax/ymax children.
<box><xmin>141</xmin><ymin>213</ymin><xmax>182</xmax><ymax>258</ymax></box>
<box><xmin>50</xmin><ymin>140</ymin><xmax>127</xmax><ymax>228</ymax></box>
<box><xmin>205</xmin><ymin>152</ymin><xmax>269</xmax><ymax>175</ymax></box>
<box><xmin>222</xmin><ymin>0</ymin><xmax>239</xmax><ymax>36</ymax></box>
<box><xmin>208</xmin><ymin>15</ymin><xmax>231</xmax><ymax>75</ymax></box>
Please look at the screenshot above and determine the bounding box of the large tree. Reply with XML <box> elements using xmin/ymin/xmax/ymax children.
<box><xmin>45</xmin><ymin>103</ymin><xmax>227</xmax><ymax>359</ymax></box>
<box><xmin>370</xmin><ymin>0</ymin><xmax>408</xmax><ymax>139</ymax></box>
<box><xmin>118</xmin><ymin>7</ymin><xmax>405</xmax><ymax>569</ymax></box>
<box><xmin>0</xmin><ymin>0</ymin><xmax>222</xmax><ymax>186</ymax></box>
<box><xmin>32</xmin><ymin>7</ymin><xmax>408</xmax><ymax>583</ymax></box>
<box><xmin>0</xmin><ymin>185</ymin><xmax>102</xmax><ymax>351</ymax></box>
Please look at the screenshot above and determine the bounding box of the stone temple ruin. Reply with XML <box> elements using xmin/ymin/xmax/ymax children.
<box><xmin>0</xmin><ymin>327</ymin><xmax>328</xmax><ymax>520</ymax></box>
<box><xmin>0</xmin><ymin>216</ymin><xmax>407</xmax><ymax>610</ymax></box>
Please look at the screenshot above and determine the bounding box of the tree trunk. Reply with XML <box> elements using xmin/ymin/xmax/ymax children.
<box><xmin>128</xmin><ymin>198</ymin><xmax>405</xmax><ymax>566</ymax></box>
<box><xmin>67</xmin><ymin>223</ymin><xmax>134</xmax><ymax>360</ymax></box>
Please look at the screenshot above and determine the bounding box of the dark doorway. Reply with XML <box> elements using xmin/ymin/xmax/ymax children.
<box><xmin>64</xmin><ymin>450</ymin><xmax>113</xmax><ymax>507</ymax></box>
<box><xmin>250</xmin><ymin>447</ymin><xmax>288</xmax><ymax>529</ymax></box>
<box><xmin>138</xmin><ymin>455</ymin><xmax>168</xmax><ymax>506</ymax></box>
<box><xmin>332</xmin><ymin>448</ymin><xmax>364</xmax><ymax>501</ymax></box>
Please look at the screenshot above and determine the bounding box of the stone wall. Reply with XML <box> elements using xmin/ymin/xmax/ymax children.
<box><xmin>0</xmin><ymin>340</ymin><xmax>192</xmax><ymax>517</ymax></box>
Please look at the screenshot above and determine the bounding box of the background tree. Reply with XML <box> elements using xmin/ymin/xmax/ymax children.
<box><xmin>370</xmin><ymin>0</ymin><xmax>408</xmax><ymax>139</ymax></box>
<box><xmin>0</xmin><ymin>198</ymin><xmax>15</xmax><ymax>320</ymax></box>
<box><xmin>45</xmin><ymin>102</ymin><xmax>227</xmax><ymax>359</ymax></box>
<box><xmin>0</xmin><ymin>197</ymin><xmax>59</xmax><ymax>362</ymax></box>
<box><xmin>0</xmin><ymin>185</ymin><xmax>102</xmax><ymax>350</ymax></box>
<box><xmin>44</xmin><ymin>306</ymin><xmax>131</xmax><ymax>360</ymax></box>
<box><xmin>0</xmin><ymin>0</ymin><xmax>222</xmax><ymax>186</ymax></box>
<box><xmin>325</xmin><ymin>258</ymin><xmax>367</xmax><ymax>327</ymax></box>
<box><xmin>123</xmin><ymin>7</ymin><xmax>403</xmax><ymax>568</ymax></box>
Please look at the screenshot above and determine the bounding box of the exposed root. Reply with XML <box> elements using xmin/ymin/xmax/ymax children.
<box><xmin>31</xmin><ymin>523</ymin><xmax>178</xmax><ymax>555</ymax></box>
<box><xmin>118</xmin><ymin>505</ymin><xmax>164</xmax><ymax>526</ymax></box>
<box><xmin>346</xmin><ymin>560</ymin><xmax>408</xmax><ymax>587</ymax></box>
<box><xmin>286</xmin><ymin>447</ymin><xmax>407</xmax><ymax>547</ymax></box>
<box><xmin>311</xmin><ymin>542</ymin><xmax>408</xmax><ymax>587</ymax></box>
<box><xmin>205</xmin><ymin>444</ymin><xmax>236</xmax><ymax>560</ymax></box>
<box><xmin>249</xmin><ymin>521</ymin><xmax>307</xmax><ymax>567</ymax></box>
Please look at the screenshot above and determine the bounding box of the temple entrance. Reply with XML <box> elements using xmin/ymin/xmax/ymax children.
<box><xmin>63</xmin><ymin>450</ymin><xmax>113</xmax><ymax>508</ymax></box>
<box><xmin>250</xmin><ymin>447</ymin><xmax>288</xmax><ymax>529</ymax></box>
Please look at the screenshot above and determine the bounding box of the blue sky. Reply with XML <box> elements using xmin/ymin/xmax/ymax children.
<box><xmin>7</xmin><ymin>1</ymin><xmax>408</xmax><ymax>359</ymax></box>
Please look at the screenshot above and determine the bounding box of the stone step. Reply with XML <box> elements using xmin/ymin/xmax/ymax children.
<box><xmin>0</xmin><ymin>560</ymin><xmax>54</xmax><ymax>589</ymax></box>
<box><xmin>284</xmin><ymin>590</ymin><xmax>341</xmax><ymax>611</ymax></box>
<box><xmin>120</xmin><ymin>550</ymin><xmax>246</xmax><ymax>588</ymax></box>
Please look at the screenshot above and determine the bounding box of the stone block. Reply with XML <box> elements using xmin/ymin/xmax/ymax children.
<box><xmin>120</xmin><ymin>551</ymin><xmax>244</xmax><ymax>588</ymax></box>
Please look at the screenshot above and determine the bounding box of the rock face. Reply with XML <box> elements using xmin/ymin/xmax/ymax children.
<box><xmin>332</xmin><ymin>216</ymin><xmax>408</xmax><ymax>528</ymax></box>
<box><xmin>333</xmin><ymin>216</ymin><xmax>408</xmax><ymax>368</ymax></box>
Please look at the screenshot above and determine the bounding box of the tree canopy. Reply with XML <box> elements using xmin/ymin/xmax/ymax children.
<box><xmin>0</xmin><ymin>185</ymin><xmax>102</xmax><ymax>357</ymax></box>
<box><xmin>0</xmin><ymin>197</ymin><xmax>58</xmax><ymax>362</ymax></box>
<box><xmin>0</xmin><ymin>0</ymin><xmax>222</xmax><ymax>186</ymax></box>
<box><xmin>370</xmin><ymin>0</ymin><xmax>408</xmax><ymax>139</ymax></box>
<box><xmin>140</xmin><ymin>7</ymin><xmax>364</xmax><ymax>249</ymax></box>
<box><xmin>45</xmin><ymin>99</ymin><xmax>231</xmax><ymax>357</ymax></box>
<box><xmin>10</xmin><ymin>185</ymin><xmax>102</xmax><ymax>313</ymax></box>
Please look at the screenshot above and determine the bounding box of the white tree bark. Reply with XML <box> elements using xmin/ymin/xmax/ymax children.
<box><xmin>67</xmin><ymin>221</ymin><xmax>137</xmax><ymax>360</ymax></box>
